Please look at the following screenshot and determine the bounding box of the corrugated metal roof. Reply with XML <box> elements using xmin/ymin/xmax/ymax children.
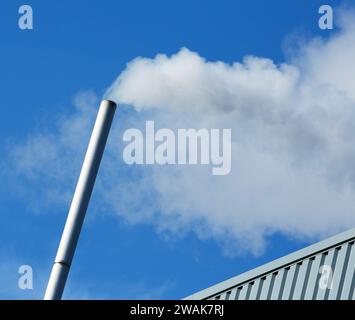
<box><xmin>185</xmin><ymin>228</ymin><xmax>355</xmax><ymax>300</ymax></box>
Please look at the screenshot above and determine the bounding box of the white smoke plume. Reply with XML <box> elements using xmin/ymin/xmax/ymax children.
<box><xmin>10</xmin><ymin>11</ymin><xmax>355</xmax><ymax>256</ymax></box>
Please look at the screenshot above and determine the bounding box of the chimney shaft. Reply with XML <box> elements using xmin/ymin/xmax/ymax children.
<box><xmin>44</xmin><ymin>100</ymin><xmax>117</xmax><ymax>300</ymax></box>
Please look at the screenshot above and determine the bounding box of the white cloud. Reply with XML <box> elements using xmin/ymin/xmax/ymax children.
<box><xmin>8</xmin><ymin>11</ymin><xmax>355</xmax><ymax>256</ymax></box>
<box><xmin>8</xmin><ymin>92</ymin><xmax>99</xmax><ymax>212</ymax></box>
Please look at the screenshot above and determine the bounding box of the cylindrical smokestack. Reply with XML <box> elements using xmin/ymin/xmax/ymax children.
<box><xmin>44</xmin><ymin>100</ymin><xmax>117</xmax><ymax>300</ymax></box>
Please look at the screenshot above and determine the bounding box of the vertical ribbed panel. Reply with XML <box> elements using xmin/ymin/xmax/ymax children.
<box><xmin>259</xmin><ymin>275</ymin><xmax>273</xmax><ymax>300</ymax></box>
<box><xmin>328</xmin><ymin>245</ymin><xmax>347</xmax><ymax>300</ymax></box>
<box><xmin>304</xmin><ymin>254</ymin><xmax>322</xmax><ymax>300</ymax></box>
<box><xmin>236</xmin><ymin>285</ymin><xmax>249</xmax><ymax>300</ymax></box>
<box><xmin>203</xmin><ymin>235</ymin><xmax>355</xmax><ymax>301</ymax></box>
<box><xmin>248</xmin><ymin>278</ymin><xmax>262</xmax><ymax>300</ymax></box>
<box><xmin>292</xmin><ymin>260</ymin><xmax>309</xmax><ymax>299</ymax></box>
<box><xmin>281</xmin><ymin>265</ymin><xmax>297</xmax><ymax>300</ymax></box>
<box><xmin>234</xmin><ymin>287</ymin><xmax>243</xmax><ymax>300</ymax></box>
<box><xmin>218</xmin><ymin>292</ymin><xmax>227</xmax><ymax>300</ymax></box>
<box><xmin>270</xmin><ymin>269</ymin><xmax>286</xmax><ymax>300</ymax></box>
<box><xmin>225</xmin><ymin>290</ymin><xmax>232</xmax><ymax>300</ymax></box>
<box><xmin>316</xmin><ymin>250</ymin><xmax>335</xmax><ymax>300</ymax></box>
<box><xmin>227</xmin><ymin>288</ymin><xmax>237</xmax><ymax>300</ymax></box>
<box><xmin>340</xmin><ymin>242</ymin><xmax>355</xmax><ymax>300</ymax></box>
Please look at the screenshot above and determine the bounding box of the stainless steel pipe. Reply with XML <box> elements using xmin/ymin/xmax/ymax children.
<box><xmin>44</xmin><ymin>100</ymin><xmax>117</xmax><ymax>300</ymax></box>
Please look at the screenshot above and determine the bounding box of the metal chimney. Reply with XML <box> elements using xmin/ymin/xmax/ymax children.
<box><xmin>44</xmin><ymin>99</ymin><xmax>117</xmax><ymax>300</ymax></box>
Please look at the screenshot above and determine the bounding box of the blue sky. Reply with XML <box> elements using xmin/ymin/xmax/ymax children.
<box><xmin>0</xmin><ymin>0</ymin><xmax>354</xmax><ymax>299</ymax></box>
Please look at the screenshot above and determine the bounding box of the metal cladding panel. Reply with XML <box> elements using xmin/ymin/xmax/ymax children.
<box><xmin>340</xmin><ymin>242</ymin><xmax>355</xmax><ymax>300</ymax></box>
<box><xmin>184</xmin><ymin>228</ymin><xmax>355</xmax><ymax>300</ymax></box>
<box><xmin>292</xmin><ymin>260</ymin><xmax>309</xmax><ymax>299</ymax></box>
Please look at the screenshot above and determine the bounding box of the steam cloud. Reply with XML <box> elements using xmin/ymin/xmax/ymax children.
<box><xmin>10</xmin><ymin>12</ymin><xmax>355</xmax><ymax>255</ymax></box>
